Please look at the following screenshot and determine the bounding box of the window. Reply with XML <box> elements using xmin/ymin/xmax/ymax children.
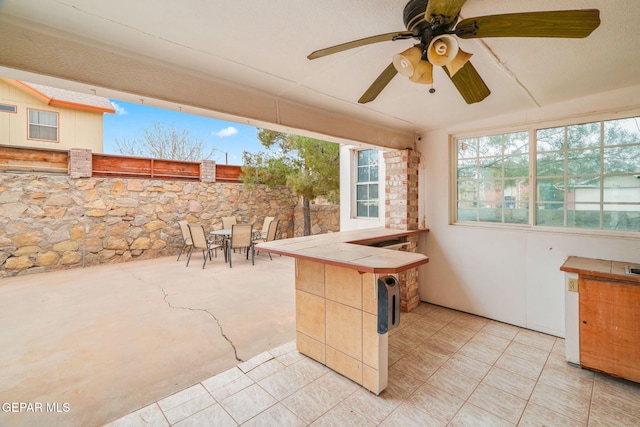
<box><xmin>355</xmin><ymin>149</ymin><xmax>379</xmax><ymax>218</ymax></box>
<box><xmin>28</xmin><ymin>109</ymin><xmax>59</xmax><ymax>142</ymax></box>
<box><xmin>0</xmin><ymin>103</ymin><xmax>17</xmax><ymax>113</ymax></box>
<box><xmin>454</xmin><ymin>115</ymin><xmax>640</xmax><ymax>233</ymax></box>
<box><xmin>456</xmin><ymin>131</ymin><xmax>529</xmax><ymax>224</ymax></box>
<box><xmin>536</xmin><ymin>118</ymin><xmax>640</xmax><ymax>231</ymax></box>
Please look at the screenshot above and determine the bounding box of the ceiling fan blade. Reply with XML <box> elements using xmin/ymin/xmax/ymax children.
<box><xmin>425</xmin><ymin>0</ymin><xmax>468</xmax><ymax>25</ymax></box>
<box><xmin>456</xmin><ymin>9</ymin><xmax>600</xmax><ymax>39</ymax></box>
<box><xmin>358</xmin><ymin>63</ymin><xmax>398</xmax><ymax>104</ymax></box>
<box><xmin>308</xmin><ymin>31</ymin><xmax>413</xmax><ymax>60</ymax></box>
<box><xmin>443</xmin><ymin>61</ymin><xmax>490</xmax><ymax>104</ymax></box>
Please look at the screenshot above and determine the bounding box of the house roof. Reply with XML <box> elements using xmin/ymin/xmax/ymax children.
<box><xmin>0</xmin><ymin>1</ymin><xmax>638</xmax><ymax>149</ymax></box>
<box><xmin>6</xmin><ymin>79</ymin><xmax>115</xmax><ymax>114</ymax></box>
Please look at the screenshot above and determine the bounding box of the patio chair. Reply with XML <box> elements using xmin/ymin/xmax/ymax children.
<box><xmin>186</xmin><ymin>223</ymin><xmax>223</xmax><ymax>269</ymax></box>
<box><xmin>226</xmin><ymin>224</ymin><xmax>254</xmax><ymax>268</ymax></box>
<box><xmin>258</xmin><ymin>216</ymin><xmax>275</xmax><ymax>239</ymax></box>
<box><xmin>222</xmin><ymin>216</ymin><xmax>237</xmax><ymax>229</ymax></box>
<box><xmin>253</xmin><ymin>219</ymin><xmax>279</xmax><ymax>260</ymax></box>
<box><xmin>220</xmin><ymin>216</ymin><xmax>239</xmax><ymax>252</ymax></box>
<box><xmin>177</xmin><ymin>220</ymin><xmax>193</xmax><ymax>261</ymax></box>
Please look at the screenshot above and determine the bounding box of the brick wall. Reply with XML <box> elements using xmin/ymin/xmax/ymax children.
<box><xmin>69</xmin><ymin>148</ymin><xmax>92</xmax><ymax>178</ymax></box>
<box><xmin>200</xmin><ymin>159</ymin><xmax>216</xmax><ymax>183</ymax></box>
<box><xmin>384</xmin><ymin>149</ymin><xmax>421</xmax><ymax>312</ymax></box>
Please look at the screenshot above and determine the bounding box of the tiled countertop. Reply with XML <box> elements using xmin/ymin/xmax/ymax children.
<box><xmin>256</xmin><ymin>227</ymin><xmax>429</xmax><ymax>274</ymax></box>
<box><xmin>560</xmin><ymin>256</ymin><xmax>640</xmax><ymax>284</ymax></box>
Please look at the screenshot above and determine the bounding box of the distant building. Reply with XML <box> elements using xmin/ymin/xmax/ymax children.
<box><xmin>0</xmin><ymin>78</ymin><xmax>114</xmax><ymax>152</ymax></box>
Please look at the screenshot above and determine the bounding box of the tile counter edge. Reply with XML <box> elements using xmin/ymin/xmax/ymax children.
<box><xmin>256</xmin><ymin>227</ymin><xmax>429</xmax><ymax>274</ymax></box>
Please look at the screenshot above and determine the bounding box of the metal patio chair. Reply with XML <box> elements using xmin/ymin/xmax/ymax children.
<box><xmin>221</xmin><ymin>216</ymin><xmax>237</xmax><ymax>229</ymax></box>
<box><xmin>253</xmin><ymin>219</ymin><xmax>279</xmax><ymax>260</ymax></box>
<box><xmin>177</xmin><ymin>220</ymin><xmax>193</xmax><ymax>261</ymax></box>
<box><xmin>257</xmin><ymin>216</ymin><xmax>275</xmax><ymax>239</ymax></box>
<box><xmin>226</xmin><ymin>224</ymin><xmax>254</xmax><ymax>268</ymax></box>
<box><xmin>186</xmin><ymin>223</ymin><xmax>223</xmax><ymax>269</ymax></box>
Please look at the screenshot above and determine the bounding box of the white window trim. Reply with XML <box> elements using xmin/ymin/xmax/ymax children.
<box><xmin>450</xmin><ymin>110</ymin><xmax>640</xmax><ymax>238</ymax></box>
<box><xmin>351</xmin><ymin>148</ymin><xmax>380</xmax><ymax>219</ymax></box>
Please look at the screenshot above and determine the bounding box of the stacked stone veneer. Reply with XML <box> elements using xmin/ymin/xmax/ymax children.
<box><xmin>384</xmin><ymin>149</ymin><xmax>421</xmax><ymax>312</ymax></box>
<box><xmin>293</xmin><ymin>204</ymin><xmax>340</xmax><ymax>237</ymax></box>
<box><xmin>0</xmin><ymin>173</ymin><xmax>298</xmax><ymax>277</ymax></box>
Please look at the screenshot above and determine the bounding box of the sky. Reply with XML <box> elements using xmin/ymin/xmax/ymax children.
<box><xmin>103</xmin><ymin>100</ymin><xmax>266</xmax><ymax>165</ymax></box>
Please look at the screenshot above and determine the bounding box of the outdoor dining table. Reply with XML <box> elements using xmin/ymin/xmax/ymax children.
<box><xmin>210</xmin><ymin>228</ymin><xmax>259</xmax><ymax>238</ymax></box>
<box><xmin>210</xmin><ymin>227</ymin><xmax>261</xmax><ymax>249</ymax></box>
<box><xmin>211</xmin><ymin>227</ymin><xmax>260</xmax><ymax>264</ymax></box>
<box><xmin>210</xmin><ymin>228</ymin><xmax>233</xmax><ymax>238</ymax></box>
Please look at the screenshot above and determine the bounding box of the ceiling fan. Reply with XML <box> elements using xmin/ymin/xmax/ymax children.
<box><xmin>307</xmin><ymin>0</ymin><xmax>600</xmax><ymax>104</ymax></box>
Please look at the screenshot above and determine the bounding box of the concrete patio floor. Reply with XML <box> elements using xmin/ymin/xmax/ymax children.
<box><xmin>0</xmin><ymin>252</ymin><xmax>296</xmax><ymax>427</ymax></box>
<box><xmin>3</xmin><ymin>251</ymin><xmax>640</xmax><ymax>427</ymax></box>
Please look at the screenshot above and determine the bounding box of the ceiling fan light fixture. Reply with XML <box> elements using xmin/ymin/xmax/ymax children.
<box><xmin>392</xmin><ymin>46</ymin><xmax>423</xmax><ymax>77</ymax></box>
<box><xmin>444</xmin><ymin>48</ymin><xmax>473</xmax><ymax>77</ymax></box>
<box><xmin>427</xmin><ymin>34</ymin><xmax>459</xmax><ymax>67</ymax></box>
<box><xmin>308</xmin><ymin>1</ymin><xmax>601</xmax><ymax>105</ymax></box>
<box><xmin>409</xmin><ymin>60</ymin><xmax>433</xmax><ymax>84</ymax></box>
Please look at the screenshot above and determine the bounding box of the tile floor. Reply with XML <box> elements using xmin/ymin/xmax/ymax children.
<box><xmin>105</xmin><ymin>303</ymin><xmax>640</xmax><ymax>426</ymax></box>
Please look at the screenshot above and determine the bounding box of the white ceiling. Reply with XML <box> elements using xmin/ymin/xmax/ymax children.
<box><xmin>0</xmin><ymin>0</ymin><xmax>639</xmax><ymax>148</ymax></box>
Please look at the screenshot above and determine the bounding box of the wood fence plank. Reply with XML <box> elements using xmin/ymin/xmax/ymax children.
<box><xmin>1</xmin><ymin>146</ymin><xmax>243</xmax><ymax>181</ymax></box>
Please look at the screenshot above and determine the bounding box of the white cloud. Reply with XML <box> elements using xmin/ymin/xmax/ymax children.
<box><xmin>111</xmin><ymin>101</ymin><xmax>127</xmax><ymax>115</ymax></box>
<box><xmin>215</xmin><ymin>126</ymin><xmax>238</xmax><ymax>137</ymax></box>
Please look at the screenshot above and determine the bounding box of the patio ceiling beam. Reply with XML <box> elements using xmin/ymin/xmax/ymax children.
<box><xmin>0</xmin><ymin>17</ymin><xmax>414</xmax><ymax>151</ymax></box>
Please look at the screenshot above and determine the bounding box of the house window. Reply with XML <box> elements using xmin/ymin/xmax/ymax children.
<box><xmin>456</xmin><ymin>131</ymin><xmax>529</xmax><ymax>224</ymax></box>
<box><xmin>454</xmin><ymin>115</ymin><xmax>640</xmax><ymax>233</ymax></box>
<box><xmin>0</xmin><ymin>103</ymin><xmax>17</xmax><ymax>113</ymax></box>
<box><xmin>355</xmin><ymin>149</ymin><xmax>379</xmax><ymax>218</ymax></box>
<box><xmin>28</xmin><ymin>109</ymin><xmax>59</xmax><ymax>142</ymax></box>
<box><xmin>536</xmin><ymin>117</ymin><xmax>640</xmax><ymax>231</ymax></box>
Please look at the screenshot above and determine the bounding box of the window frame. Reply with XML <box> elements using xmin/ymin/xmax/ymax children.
<box><xmin>454</xmin><ymin>130</ymin><xmax>531</xmax><ymax>226</ymax></box>
<box><xmin>27</xmin><ymin>108</ymin><xmax>59</xmax><ymax>143</ymax></box>
<box><xmin>451</xmin><ymin>111</ymin><xmax>640</xmax><ymax>237</ymax></box>
<box><xmin>352</xmin><ymin>149</ymin><xmax>380</xmax><ymax>219</ymax></box>
<box><xmin>0</xmin><ymin>103</ymin><xmax>17</xmax><ymax>114</ymax></box>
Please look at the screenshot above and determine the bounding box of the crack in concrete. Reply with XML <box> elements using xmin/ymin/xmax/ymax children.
<box><xmin>161</xmin><ymin>287</ymin><xmax>242</xmax><ymax>362</ymax></box>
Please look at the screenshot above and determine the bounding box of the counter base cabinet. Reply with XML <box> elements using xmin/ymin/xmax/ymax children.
<box><xmin>295</xmin><ymin>258</ymin><xmax>388</xmax><ymax>394</ymax></box>
<box><xmin>579</xmin><ymin>278</ymin><xmax>640</xmax><ymax>383</ymax></box>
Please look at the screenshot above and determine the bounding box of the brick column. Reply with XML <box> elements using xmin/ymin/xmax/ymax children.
<box><xmin>201</xmin><ymin>160</ymin><xmax>216</xmax><ymax>183</ymax></box>
<box><xmin>384</xmin><ymin>149</ymin><xmax>420</xmax><ymax>312</ymax></box>
<box><xmin>69</xmin><ymin>148</ymin><xmax>92</xmax><ymax>178</ymax></box>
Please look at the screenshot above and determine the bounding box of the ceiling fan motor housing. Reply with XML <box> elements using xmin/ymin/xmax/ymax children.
<box><xmin>403</xmin><ymin>0</ymin><xmax>457</xmax><ymax>57</ymax></box>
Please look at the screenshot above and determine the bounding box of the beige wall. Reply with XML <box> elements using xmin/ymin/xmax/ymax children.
<box><xmin>0</xmin><ymin>79</ymin><xmax>105</xmax><ymax>152</ymax></box>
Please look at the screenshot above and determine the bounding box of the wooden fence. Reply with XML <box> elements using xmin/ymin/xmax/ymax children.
<box><xmin>0</xmin><ymin>145</ymin><xmax>69</xmax><ymax>174</ymax></box>
<box><xmin>92</xmin><ymin>153</ymin><xmax>200</xmax><ymax>180</ymax></box>
<box><xmin>0</xmin><ymin>145</ymin><xmax>242</xmax><ymax>182</ymax></box>
<box><xmin>215</xmin><ymin>164</ymin><xmax>243</xmax><ymax>182</ymax></box>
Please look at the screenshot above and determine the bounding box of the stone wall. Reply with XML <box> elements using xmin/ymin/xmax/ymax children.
<box><xmin>293</xmin><ymin>203</ymin><xmax>340</xmax><ymax>237</ymax></box>
<box><xmin>0</xmin><ymin>173</ymin><xmax>297</xmax><ymax>277</ymax></box>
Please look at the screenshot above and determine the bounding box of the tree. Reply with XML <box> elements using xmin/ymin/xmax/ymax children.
<box><xmin>242</xmin><ymin>129</ymin><xmax>339</xmax><ymax>236</ymax></box>
<box><xmin>113</xmin><ymin>122</ymin><xmax>216</xmax><ymax>161</ymax></box>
